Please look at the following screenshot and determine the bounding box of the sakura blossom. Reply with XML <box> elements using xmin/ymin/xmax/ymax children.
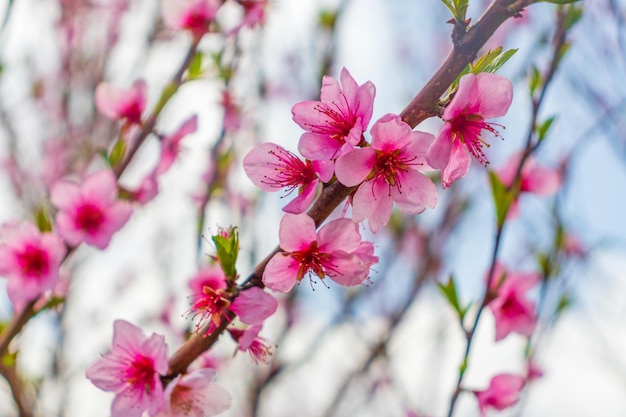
<box><xmin>426</xmin><ymin>72</ymin><xmax>513</xmax><ymax>188</ymax></box>
<box><xmin>263</xmin><ymin>213</ymin><xmax>377</xmax><ymax>292</ymax></box>
<box><xmin>228</xmin><ymin>324</ymin><xmax>274</xmax><ymax>364</ymax></box>
<box><xmin>488</xmin><ymin>266</ymin><xmax>539</xmax><ymax>341</ymax></box>
<box><xmin>243</xmin><ymin>142</ymin><xmax>334</xmax><ymax>213</ymax></box>
<box><xmin>158</xmin><ymin>369</ymin><xmax>232</xmax><ymax>417</ymax></box>
<box><xmin>292</xmin><ymin>67</ymin><xmax>375</xmax><ymax>160</ymax></box>
<box><xmin>85</xmin><ymin>320</ymin><xmax>169</xmax><ymax>417</ymax></box>
<box><xmin>474</xmin><ymin>373</ymin><xmax>525</xmax><ymax>417</ymax></box>
<box><xmin>495</xmin><ymin>152</ymin><xmax>562</xmax><ymax>218</ymax></box>
<box><xmin>156</xmin><ymin>115</ymin><xmax>198</xmax><ymax>175</ymax></box>
<box><xmin>162</xmin><ymin>0</ymin><xmax>221</xmax><ymax>37</ymax></box>
<box><xmin>95</xmin><ymin>79</ymin><xmax>147</xmax><ymax>124</ymax></box>
<box><xmin>188</xmin><ymin>265</ymin><xmax>277</xmax><ymax>333</ymax></box>
<box><xmin>0</xmin><ymin>222</ymin><xmax>66</xmax><ymax>310</ymax></box>
<box><xmin>335</xmin><ymin>114</ymin><xmax>438</xmax><ymax>233</ymax></box>
<box><xmin>51</xmin><ymin>169</ymin><xmax>133</xmax><ymax>249</ymax></box>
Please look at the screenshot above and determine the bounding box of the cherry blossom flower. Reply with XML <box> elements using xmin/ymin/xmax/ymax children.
<box><xmin>427</xmin><ymin>73</ymin><xmax>513</xmax><ymax>188</ymax></box>
<box><xmin>292</xmin><ymin>67</ymin><xmax>375</xmax><ymax>161</ymax></box>
<box><xmin>0</xmin><ymin>222</ymin><xmax>66</xmax><ymax>310</ymax></box>
<box><xmin>474</xmin><ymin>373</ymin><xmax>525</xmax><ymax>417</ymax></box>
<box><xmin>495</xmin><ymin>152</ymin><xmax>561</xmax><ymax>218</ymax></box>
<box><xmin>228</xmin><ymin>324</ymin><xmax>274</xmax><ymax>364</ymax></box>
<box><xmin>263</xmin><ymin>213</ymin><xmax>377</xmax><ymax>292</ymax></box>
<box><xmin>157</xmin><ymin>369</ymin><xmax>232</xmax><ymax>417</ymax></box>
<box><xmin>95</xmin><ymin>80</ymin><xmax>147</xmax><ymax>124</ymax></box>
<box><xmin>243</xmin><ymin>142</ymin><xmax>334</xmax><ymax>213</ymax></box>
<box><xmin>188</xmin><ymin>265</ymin><xmax>277</xmax><ymax>333</ymax></box>
<box><xmin>85</xmin><ymin>320</ymin><xmax>169</xmax><ymax>417</ymax></box>
<box><xmin>235</xmin><ymin>0</ymin><xmax>269</xmax><ymax>30</ymax></box>
<box><xmin>157</xmin><ymin>115</ymin><xmax>198</xmax><ymax>175</ymax></box>
<box><xmin>335</xmin><ymin>114</ymin><xmax>438</xmax><ymax>233</ymax></box>
<box><xmin>51</xmin><ymin>169</ymin><xmax>133</xmax><ymax>249</ymax></box>
<box><xmin>487</xmin><ymin>266</ymin><xmax>539</xmax><ymax>341</ymax></box>
<box><xmin>162</xmin><ymin>0</ymin><xmax>221</xmax><ymax>37</ymax></box>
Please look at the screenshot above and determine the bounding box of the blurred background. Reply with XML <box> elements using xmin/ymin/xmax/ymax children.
<box><xmin>0</xmin><ymin>0</ymin><xmax>625</xmax><ymax>416</ymax></box>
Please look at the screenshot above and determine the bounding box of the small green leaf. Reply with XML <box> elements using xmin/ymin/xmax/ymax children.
<box><xmin>556</xmin><ymin>294</ymin><xmax>571</xmax><ymax>315</ymax></box>
<box><xmin>318</xmin><ymin>9</ymin><xmax>338</xmax><ymax>29</ymax></box>
<box><xmin>109</xmin><ymin>138</ymin><xmax>127</xmax><ymax>168</ymax></box>
<box><xmin>212</xmin><ymin>227</ymin><xmax>239</xmax><ymax>281</ymax></box>
<box><xmin>536</xmin><ymin>116</ymin><xmax>556</xmax><ymax>141</ymax></box>
<box><xmin>482</xmin><ymin>48</ymin><xmax>517</xmax><ymax>74</ymax></box>
<box><xmin>35</xmin><ymin>206</ymin><xmax>52</xmax><ymax>233</ymax></box>
<box><xmin>187</xmin><ymin>52</ymin><xmax>204</xmax><ymax>80</ymax></box>
<box><xmin>440</xmin><ymin>0</ymin><xmax>456</xmax><ymax>16</ymax></box>
<box><xmin>2</xmin><ymin>351</ymin><xmax>16</xmax><ymax>367</ymax></box>
<box><xmin>488</xmin><ymin>170</ymin><xmax>516</xmax><ymax>228</ymax></box>
<box><xmin>529</xmin><ymin>65</ymin><xmax>542</xmax><ymax>96</ymax></box>
<box><xmin>437</xmin><ymin>275</ymin><xmax>468</xmax><ymax>320</ymax></box>
<box><xmin>563</xmin><ymin>5</ymin><xmax>584</xmax><ymax>29</ymax></box>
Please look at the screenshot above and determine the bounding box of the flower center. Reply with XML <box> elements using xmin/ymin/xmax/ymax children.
<box><xmin>263</xmin><ymin>149</ymin><xmax>317</xmax><ymax>193</ymax></box>
<box><xmin>448</xmin><ymin>113</ymin><xmax>502</xmax><ymax>166</ymax></box>
<box><xmin>75</xmin><ymin>204</ymin><xmax>105</xmax><ymax>233</ymax></box>
<box><xmin>127</xmin><ymin>355</ymin><xmax>156</xmax><ymax>394</ymax></box>
<box><xmin>17</xmin><ymin>244</ymin><xmax>50</xmax><ymax>278</ymax></box>
<box><xmin>291</xmin><ymin>241</ymin><xmax>332</xmax><ymax>281</ymax></box>
<box><xmin>189</xmin><ymin>286</ymin><xmax>231</xmax><ymax>332</ymax></box>
<box><xmin>310</xmin><ymin>93</ymin><xmax>357</xmax><ymax>139</ymax></box>
<box><xmin>499</xmin><ymin>293</ymin><xmax>527</xmax><ymax>318</ymax></box>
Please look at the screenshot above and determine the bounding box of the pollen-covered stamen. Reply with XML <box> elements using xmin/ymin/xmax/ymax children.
<box><xmin>126</xmin><ymin>355</ymin><xmax>157</xmax><ymax>393</ymax></box>
<box><xmin>290</xmin><ymin>241</ymin><xmax>341</xmax><ymax>282</ymax></box>
<box><xmin>188</xmin><ymin>285</ymin><xmax>232</xmax><ymax>332</ymax></box>
<box><xmin>17</xmin><ymin>245</ymin><xmax>50</xmax><ymax>278</ymax></box>
<box><xmin>449</xmin><ymin>114</ymin><xmax>505</xmax><ymax>166</ymax></box>
<box><xmin>307</xmin><ymin>92</ymin><xmax>357</xmax><ymax>138</ymax></box>
<box><xmin>372</xmin><ymin>149</ymin><xmax>420</xmax><ymax>194</ymax></box>
<box><xmin>262</xmin><ymin>149</ymin><xmax>317</xmax><ymax>194</ymax></box>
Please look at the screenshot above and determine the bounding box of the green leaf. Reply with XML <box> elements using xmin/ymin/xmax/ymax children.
<box><xmin>556</xmin><ymin>294</ymin><xmax>571</xmax><ymax>315</ymax></box>
<box><xmin>440</xmin><ymin>0</ymin><xmax>456</xmax><ymax>16</ymax></box>
<box><xmin>437</xmin><ymin>275</ymin><xmax>468</xmax><ymax>321</ymax></box>
<box><xmin>2</xmin><ymin>351</ymin><xmax>16</xmax><ymax>367</ymax></box>
<box><xmin>529</xmin><ymin>65</ymin><xmax>542</xmax><ymax>96</ymax></box>
<box><xmin>482</xmin><ymin>48</ymin><xmax>517</xmax><ymax>74</ymax></box>
<box><xmin>212</xmin><ymin>227</ymin><xmax>239</xmax><ymax>281</ymax></box>
<box><xmin>318</xmin><ymin>9</ymin><xmax>338</xmax><ymax>29</ymax></box>
<box><xmin>187</xmin><ymin>52</ymin><xmax>204</xmax><ymax>80</ymax></box>
<box><xmin>35</xmin><ymin>206</ymin><xmax>52</xmax><ymax>233</ymax></box>
<box><xmin>488</xmin><ymin>170</ymin><xmax>516</xmax><ymax>229</ymax></box>
<box><xmin>109</xmin><ymin>138</ymin><xmax>127</xmax><ymax>168</ymax></box>
<box><xmin>449</xmin><ymin>48</ymin><xmax>517</xmax><ymax>95</ymax></box>
<box><xmin>536</xmin><ymin>116</ymin><xmax>556</xmax><ymax>141</ymax></box>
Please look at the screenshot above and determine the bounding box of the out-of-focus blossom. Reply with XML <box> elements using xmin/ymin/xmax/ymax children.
<box><xmin>263</xmin><ymin>213</ymin><xmax>377</xmax><ymax>292</ymax></box>
<box><xmin>157</xmin><ymin>369</ymin><xmax>232</xmax><ymax>417</ymax></box>
<box><xmin>243</xmin><ymin>142</ymin><xmax>334</xmax><ymax>213</ymax></box>
<box><xmin>0</xmin><ymin>222</ymin><xmax>66</xmax><ymax>310</ymax></box>
<box><xmin>157</xmin><ymin>115</ymin><xmax>198</xmax><ymax>175</ymax></box>
<box><xmin>427</xmin><ymin>73</ymin><xmax>513</xmax><ymax>188</ymax></box>
<box><xmin>51</xmin><ymin>169</ymin><xmax>133</xmax><ymax>249</ymax></box>
<box><xmin>292</xmin><ymin>67</ymin><xmax>375</xmax><ymax>161</ymax></box>
<box><xmin>335</xmin><ymin>114</ymin><xmax>437</xmax><ymax>233</ymax></box>
<box><xmin>228</xmin><ymin>324</ymin><xmax>274</xmax><ymax>364</ymax></box>
<box><xmin>474</xmin><ymin>373</ymin><xmax>525</xmax><ymax>417</ymax></box>
<box><xmin>85</xmin><ymin>320</ymin><xmax>169</xmax><ymax>417</ymax></box>
<box><xmin>95</xmin><ymin>80</ymin><xmax>147</xmax><ymax>124</ymax></box>
<box><xmin>162</xmin><ymin>0</ymin><xmax>221</xmax><ymax>37</ymax></box>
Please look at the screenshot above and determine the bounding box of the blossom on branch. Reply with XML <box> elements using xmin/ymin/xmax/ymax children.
<box><xmin>228</xmin><ymin>324</ymin><xmax>275</xmax><ymax>364</ymax></box>
<box><xmin>243</xmin><ymin>142</ymin><xmax>334</xmax><ymax>213</ymax></box>
<box><xmin>86</xmin><ymin>320</ymin><xmax>169</xmax><ymax>417</ymax></box>
<box><xmin>51</xmin><ymin>169</ymin><xmax>133</xmax><ymax>249</ymax></box>
<box><xmin>0</xmin><ymin>222</ymin><xmax>66</xmax><ymax>310</ymax></box>
<box><xmin>427</xmin><ymin>73</ymin><xmax>513</xmax><ymax>188</ymax></box>
<box><xmin>474</xmin><ymin>373</ymin><xmax>525</xmax><ymax>417</ymax></box>
<box><xmin>158</xmin><ymin>369</ymin><xmax>232</xmax><ymax>417</ymax></box>
<box><xmin>292</xmin><ymin>67</ymin><xmax>375</xmax><ymax>161</ymax></box>
<box><xmin>335</xmin><ymin>114</ymin><xmax>437</xmax><ymax>233</ymax></box>
<box><xmin>162</xmin><ymin>0</ymin><xmax>221</xmax><ymax>37</ymax></box>
<box><xmin>263</xmin><ymin>213</ymin><xmax>378</xmax><ymax>292</ymax></box>
<box><xmin>95</xmin><ymin>80</ymin><xmax>147</xmax><ymax>125</ymax></box>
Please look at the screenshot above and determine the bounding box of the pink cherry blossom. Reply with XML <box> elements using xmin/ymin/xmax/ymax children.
<box><xmin>157</xmin><ymin>115</ymin><xmax>198</xmax><ymax>175</ymax></box>
<box><xmin>292</xmin><ymin>67</ymin><xmax>375</xmax><ymax>160</ymax></box>
<box><xmin>488</xmin><ymin>266</ymin><xmax>539</xmax><ymax>341</ymax></box>
<box><xmin>335</xmin><ymin>114</ymin><xmax>438</xmax><ymax>233</ymax></box>
<box><xmin>495</xmin><ymin>152</ymin><xmax>561</xmax><ymax>218</ymax></box>
<box><xmin>0</xmin><ymin>222</ymin><xmax>66</xmax><ymax>310</ymax></box>
<box><xmin>95</xmin><ymin>80</ymin><xmax>147</xmax><ymax>124</ymax></box>
<box><xmin>236</xmin><ymin>0</ymin><xmax>268</xmax><ymax>30</ymax></box>
<box><xmin>263</xmin><ymin>213</ymin><xmax>377</xmax><ymax>292</ymax></box>
<box><xmin>162</xmin><ymin>0</ymin><xmax>221</xmax><ymax>37</ymax></box>
<box><xmin>188</xmin><ymin>266</ymin><xmax>277</xmax><ymax>333</ymax></box>
<box><xmin>228</xmin><ymin>324</ymin><xmax>274</xmax><ymax>364</ymax></box>
<box><xmin>243</xmin><ymin>142</ymin><xmax>334</xmax><ymax>213</ymax></box>
<box><xmin>51</xmin><ymin>169</ymin><xmax>133</xmax><ymax>249</ymax></box>
<box><xmin>474</xmin><ymin>373</ymin><xmax>525</xmax><ymax>417</ymax></box>
<box><xmin>157</xmin><ymin>369</ymin><xmax>232</xmax><ymax>417</ymax></box>
<box><xmin>85</xmin><ymin>320</ymin><xmax>169</xmax><ymax>417</ymax></box>
<box><xmin>427</xmin><ymin>73</ymin><xmax>513</xmax><ymax>188</ymax></box>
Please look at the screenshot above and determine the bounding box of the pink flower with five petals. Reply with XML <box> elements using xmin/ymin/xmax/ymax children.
<box><xmin>51</xmin><ymin>169</ymin><xmax>133</xmax><ymax>249</ymax></box>
<box><xmin>292</xmin><ymin>67</ymin><xmax>375</xmax><ymax>161</ymax></box>
<box><xmin>427</xmin><ymin>73</ymin><xmax>513</xmax><ymax>188</ymax></box>
<box><xmin>335</xmin><ymin>114</ymin><xmax>438</xmax><ymax>233</ymax></box>
<box><xmin>85</xmin><ymin>320</ymin><xmax>169</xmax><ymax>417</ymax></box>
<box><xmin>263</xmin><ymin>213</ymin><xmax>377</xmax><ymax>292</ymax></box>
<box><xmin>474</xmin><ymin>373</ymin><xmax>525</xmax><ymax>417</ymax></box>
<box><xmin>243</xmin><ymin>142</ymin><xmax>334</xmax><ymax>213</ymax></box>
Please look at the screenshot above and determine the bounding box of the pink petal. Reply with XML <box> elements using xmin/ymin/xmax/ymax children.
<box><xmin>426</xmin><ymin>124</ymin><xmax>454</xmax><ymax>170</ymax></box>
<box><xmin>81</xmin><ymin>170</ymin><xmax>118</xmax><ymax>204</ymax></box>
<box><xmin>352</xmin><ymin>178</ymin><xmax>393</xmax><ymax>233</ymax></box>
<box><xmin>263</xmin><ymin>253</ymin><xmax>299</xmax><ymax>293</ymax></box>
<box><xmin>50</xmin><ymin>180</ymin><xmax>82</xmax><ymax>210</ymax></box>
<box><xmin>335</xmin><ymin>147</ymin><xmax>375</xmax><ymax>187</ymax></box>
<box><xmin>317</xmin><ymin>218</ymin><xmax>361</xmax><ymax>253</ymax></box>
<box><xmin>243</xmin><ymin>143</ymin><xmax>288</xmax><ymax>192</ymax></box>
<box><xmin>443</xmin><ymin>74</ymin><xmax>480</xmax><ymax>120</ymax></box>
<box><xmin>278</xmin><ymin>213</ymin><xmax>316</xmax><ymax>252</ymax></box>
<box><xmin>523</xmin><ymin>164</ymin><xmax>561</xmax><ymax>195</ymax></box>
<box><xmin>230</xmin><ymin>287</ymin><xmax>278</xmax><ymax>325</ymax></box>
<box><xmin>327</xmin><ymin>251</ymin><xmax>368</xmax><ymax>286</ymax></box>
<box><xmin>391</xmin><ymin>170</ymin><xmax>438</xmax><ymax>214</ymax></box>
<box><xmin>318</xmin><ymin>74</ymin><xmax>341</xmax><ymax>105</ymax></box>
<box><xmin>371</xmin><ymin>114</ymin><xmax>412</xmax><ymax>151</ymax></box>
<box><xmin>282</xmin><ymin>179</ymin><xmax>318</xmax><ymax>214</ymax></box>
<box><xmin>475</xmin><ymin>72</ymin><xmax>514</xmax><ymax>119</ymax></box>
<box><xmin>312</xmin><ymin>160</ymin><xmax>335</xmax><ymax>183</ymax></box>
<box><xmin>298</xmin><ymin>132</ymin><xmax>342</xmax><ymax>160</ymax></box>
<box><xmin>440</xmin><ymin>141</ymin><xmax>472</xmax><ymax>188</ymax></box>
